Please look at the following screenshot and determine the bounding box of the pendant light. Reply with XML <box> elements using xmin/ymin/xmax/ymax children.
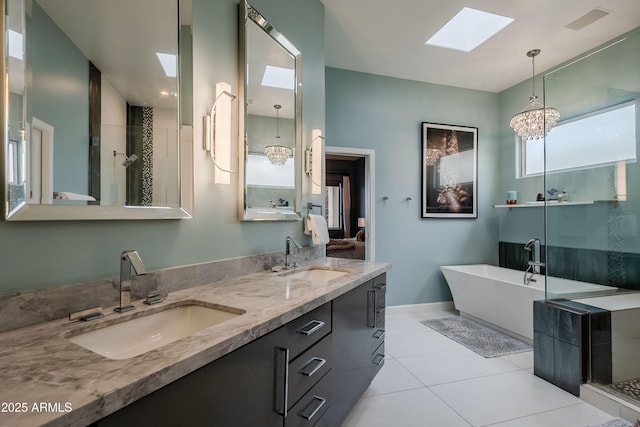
<box><xmin>509</xmin><ymin>49</ymin><xmax>560</xmax><ymax>140</ymax></box>
<box><xmin>264</xmin><ymin>104</ymin><xmax>292</xmax><ymax>165</ymax></box>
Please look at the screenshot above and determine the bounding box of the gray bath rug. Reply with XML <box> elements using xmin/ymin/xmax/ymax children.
<box><xmin>420</xmin><ymin>316</ymin><xmax>531</xmax><ymax>358</ymax></box>
<box><xmin>587</xmin><ymin>418</ymin><xmax>633</xmax><ymax>427</ymax></box>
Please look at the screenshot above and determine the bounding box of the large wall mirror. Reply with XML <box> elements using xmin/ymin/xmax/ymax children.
<box><xmin>239</xmin><ymin>1</ymin><xmax>302</xmax><ymax>221</ymax></box>
<box><xmin>1</xmin><ymin>0</ymin><xmax>193</xmax><ymax>220</ymax></box>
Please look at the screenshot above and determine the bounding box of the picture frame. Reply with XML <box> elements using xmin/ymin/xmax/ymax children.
<box><xmin>421</xmin><ymin>122</ymin><xmax>477</xmax><ymax>218</ymax></box>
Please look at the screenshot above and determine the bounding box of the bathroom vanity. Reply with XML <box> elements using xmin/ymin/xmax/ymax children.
<box><xmin>0</xmin><ymin>258</ymin><xmax>389</xmax><ymax>427</ymax></box>
<box><xmin>95</xmin><ymin>273</ymin><xmax>387</xmax><ymax>427</ymax></box>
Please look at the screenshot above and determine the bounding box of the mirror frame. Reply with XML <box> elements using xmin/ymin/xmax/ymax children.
<box><xmin>0</xmin><ymin>0</ymin><xmax>193</xmax><ymax>221</ymax></box>
<box><xmin>238</xmin><ymin>0</ymin><xmax>303</xmax><ymax>222</ymax></box>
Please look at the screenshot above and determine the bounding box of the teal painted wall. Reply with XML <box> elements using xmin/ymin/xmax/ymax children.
<box><xmin>28</xmin><ymin>1</ymin><xmax>89</xmax><ymax>195</ymax></box>
<box><xmin>0</xmin><ymin>0</ymin><xmax>325</xmax><ymax>294</ymax></box>
<box><xmin>325</xmin><ymin>67</ymin><xmax>500</xmax><ymax>306</ymax></box>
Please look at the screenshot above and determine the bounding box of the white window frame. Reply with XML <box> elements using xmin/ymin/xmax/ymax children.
<box><xmin>520</xmin><ymin>100</ymin><xmax>637</xmax><ymax>178</ymax></box>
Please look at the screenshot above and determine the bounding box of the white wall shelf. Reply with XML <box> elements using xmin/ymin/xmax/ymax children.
<box><xmin>494</xmin><ymin>200</ymin><xmax>619</xmax><ymax>209</ymax></box>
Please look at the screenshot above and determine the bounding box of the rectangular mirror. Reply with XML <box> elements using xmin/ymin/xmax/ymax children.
<box><xmin>1</xmin><ymin>0</ymin><xmax>193</xmax><ymax>220</ymax></box>
<box><xmin>238</xmin><ymin>1</ymin><xmax>302</xmax><ymax>221</ymax></box>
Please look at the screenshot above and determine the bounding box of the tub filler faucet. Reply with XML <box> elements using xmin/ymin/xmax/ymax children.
<box><xmin>524</xmin><ymin>238</ymin><xmax>545</xmax><ymax>286</ymax></box>
<box><xmin>115</xmin><ymin>250</ymin><xmax>147</xmax><ymax>313</ymax></box>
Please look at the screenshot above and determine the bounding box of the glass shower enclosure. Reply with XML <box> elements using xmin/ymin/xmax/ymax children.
<box><xmin>543</xmin><ymin>29</ymin><xmax>640</xmax><ymax>405</ymax></box>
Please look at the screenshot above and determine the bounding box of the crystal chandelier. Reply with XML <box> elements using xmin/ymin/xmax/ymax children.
<box><xmin>264</xmin><ymin>104</ymin><xmax>292</xmax><ymax>165</ymax></box>
<box><xmin>509</xmin><ymin>49</ymin><xmax>560</xmax><ymax>140</ymax></box>
<box><xmin>425</xmin><ymin>148</ymin><xmax>441</xmax><ymax>166</ymax></box>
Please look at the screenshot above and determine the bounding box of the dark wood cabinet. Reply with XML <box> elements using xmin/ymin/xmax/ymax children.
<box><xmin>96</xmin><ymin>274</ymin><xmax>387</xmax><ymax>427</ymax></box>
<box><xmin>326</xmin><ymin>274</ymin><xmax>386</xmax><ymax>426</ymax></box>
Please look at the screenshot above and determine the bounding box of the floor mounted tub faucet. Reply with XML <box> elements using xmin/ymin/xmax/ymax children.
<box><xmin>523</xmin><ymin>238</ymin><xmax>545</xmax><ymax>285</ymax></box>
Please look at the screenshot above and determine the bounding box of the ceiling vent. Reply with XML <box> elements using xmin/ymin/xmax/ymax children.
<box><xmin>565</xmin><ymin>8</ymin><xmax>610</xmax><ymax>31</ymax></box>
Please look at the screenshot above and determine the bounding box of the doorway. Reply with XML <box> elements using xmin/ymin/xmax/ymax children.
<box><xmin>324</xmin><ymin>146</ymin><xmax>375</xmax><ymax>261</ymax></box>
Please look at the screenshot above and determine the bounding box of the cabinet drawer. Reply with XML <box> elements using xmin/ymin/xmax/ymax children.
<box><xmin>371</xmin><ymin>326</ymin><xmax>385</xmax><ymax>353</ymax></box>
<box><xmin>373</xmin><ymin>274</ymin><xmax>386</xmax><ymax>298</ymax></box>
<box><xmin>372</xmin><ymin>341</ymin><xmax>385</xmax><ymax>378</ymax></box>
<box><xmin>286</xmin><ymin>371</ymin><xmax>332</xmax><ymax>427</ymax></box>
<box><xmin>283</xmin><ymin>303</ymin><xmax>332</xmax><ymax>359</ymax></box>
<box><xmin>288</xmin><ymin>334</ymin><xmax>332</xmax><ymax>409</ymax></box>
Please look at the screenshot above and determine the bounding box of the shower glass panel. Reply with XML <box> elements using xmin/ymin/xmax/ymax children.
<box><xmin>543</xmin><ymin>29</ymin><xmax>640</xmax><ymax>403</ymax></box>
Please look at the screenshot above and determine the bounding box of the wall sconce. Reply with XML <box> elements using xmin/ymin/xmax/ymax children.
<box><xmin>203</xmin><ymin>82</ymin><xmax>237</xmax><ymax>184</ymax></box>
<box><xmin>306</xmin><ymin>129</ymin><xmax>324</xmax><ymax>195</ymax></box>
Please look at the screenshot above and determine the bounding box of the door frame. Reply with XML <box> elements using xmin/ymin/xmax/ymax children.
<box><xmin>325</xmin><ymin>146</ymin><xmax>375</xmax><ymax>261</ymax></box>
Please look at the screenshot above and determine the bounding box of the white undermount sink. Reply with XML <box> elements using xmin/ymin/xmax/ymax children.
<box><xmin>281</xmin><ymin>267</ymin><xmax>349</xmax><ymax>281</ymax></box>
<box><xmin>66</xmin><ymin>302</ymin><xmax>245</xmax><ymax>360</ymax></box>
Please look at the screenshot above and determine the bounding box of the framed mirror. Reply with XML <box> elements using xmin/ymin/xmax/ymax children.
<box><xmin>1</xmin><ymin>0</ymin><xmax>193</xmax><ymax>220</ymax></box>
<box><xmin>238</xmin><ymin>1</ymin><xmax>302</xmax><ymax>221</ymax></box>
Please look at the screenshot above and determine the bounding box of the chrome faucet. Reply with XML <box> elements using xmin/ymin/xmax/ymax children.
<box><xmin>285</xmin><ymin>236</ymin><xmax>301</xmax><ymax>269</ymax></box>
<box><xmin>524</xmin><ymin>238</ymin><xmax>545</xmax><ymax>285</ymax></box>
<box><xmin>115</xmin><ymin>250</ymin><xmax>147</xmax><ymax>313</ymax></box>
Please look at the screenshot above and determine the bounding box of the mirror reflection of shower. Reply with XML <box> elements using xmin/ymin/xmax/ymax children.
<box><xmin>114</xmin><ymin>150</ymin><xmax>138</xmax><ymax>167</ymax></box>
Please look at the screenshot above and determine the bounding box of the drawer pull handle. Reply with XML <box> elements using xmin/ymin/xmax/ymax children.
<box><xmin>298</xmin><ymin>395</ymin><xmax>326</xmax><ymax>421</ymax></box>
<box><xmin>367</xmin><ymin>290</ymin><xmax>376</xmax><ymax>327</ymax></box>
<box><xmin>275</xmin><ymin>347</ymin><xmax>290</xmax><ymax>416</ymax></box>
<box><xmin>372</xmin><ymin>329</ymin><xmax>385</xmax><ymax>339</ymax></box>
<box><xmin>374</xmin><ymin>283</ymin><xmax>386</xmax><ymax>291</ymax></box>
<box><xmin>297</xmin><ymin>319</ymin><xmax>325</xmax><ymax>335</ymax></box>
<box><xmin>299</xmin><ymin>357</ymin><xmax>326</xmax><ymax>377</ymax></box>
<box><xmin>372</xmin><ymin>353</ymin><xmax>385</xmax><ymax>365</ymax></box>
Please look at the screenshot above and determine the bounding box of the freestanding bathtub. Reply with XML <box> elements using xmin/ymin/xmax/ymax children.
<box><xmin>440</xmin><ymin>264</ymin><xmax>617</xmax><ymax>344</ymax></box>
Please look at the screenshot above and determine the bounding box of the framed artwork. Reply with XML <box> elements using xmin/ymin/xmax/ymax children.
<box><xmin>421</xmin><ymin>122</ymin><xmax>477</xmax><ymax>218</ymax></box>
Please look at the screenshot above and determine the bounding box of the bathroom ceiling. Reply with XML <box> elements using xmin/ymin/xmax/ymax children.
<box><xmin>321</xmin><ymin>0</ymin><xmax>640</xmax><ymax>93</ymax></box>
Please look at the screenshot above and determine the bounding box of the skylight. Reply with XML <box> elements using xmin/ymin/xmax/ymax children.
<box><xmin>425</xmin><ymin>7</ymin><xmax>514</xmax><ymax>52</ymax></box>
<box><xmin>261</xmin><ymin>65</ymin><xmax>295</xmax><ymax>90</ymax></box>
<box><xmin>156</xmin><ymin>52</ymin><xmax>177</xmax><ymax>78</ymax></box>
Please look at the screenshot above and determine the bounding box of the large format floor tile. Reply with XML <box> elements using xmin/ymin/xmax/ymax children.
<box><xmin>341</xmin><ymin>387</ymin><xmax>472</xmax><ymax>427</ymax></box>
<box><xmin>486</xmin><ymin>402</ymin><xmax>614</xmax><ymax>427</ymax></box>
<box><xmin>430</xmin><ymin>370</ymin><xmax>583</xmax><ymax>426</ymax></box>
<box><xmin>385</xmin><ymin>330</ymin><xmax>465</xmax><ymax>358</ymax></box>
<box><xmin>397</xmin><ymin>348</ymin><xmax>521</xmax><ymax>386</ymax></box>
<box><xmin>342</xmin><ymin>310</ymin><xmax>622</xmax><ymax>427</ymax></box>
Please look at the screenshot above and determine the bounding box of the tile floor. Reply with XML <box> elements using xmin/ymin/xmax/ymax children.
<box><xmin>341</xmin><ymin>308</ymin><xmax>617</xmax><ymax>427</ymax></box>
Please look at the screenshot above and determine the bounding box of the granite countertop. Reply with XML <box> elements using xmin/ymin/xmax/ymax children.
<box><xmin>0</xmin><ymin>257</ymin><xmax>390</xmax><ymax>427</ymax></box>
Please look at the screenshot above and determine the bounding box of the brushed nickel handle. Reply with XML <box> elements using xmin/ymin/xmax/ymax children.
<box><xmin>372</xmin><ymin>329</ymin><xmax>385</xmax><ymax>340</ymax></box>
<box><xmin>298</xmin><ymin>395</ymin><xmax>326</xmax><ymax>421</ymax></box>
<box><xmin>372</xmin><ymin>353</ymin><xmax>385</xmax><ymax>365</ymax></box>
<box><xmin>297</xmin><ymin>319</ymin><xmax>325</xmax><ymax>335</ymax></box>
<box><xmin>275</xmin><ymin>347</ymin><xmax>290</xmax><ymax>416</ymax></box>
<box><xmin>367</xmin><ymin>289</ymin><xmax>376</xmax><ymax>327</ymax></box>
<box><xmin>299</xmin><ymin>357</ymin><xmax>326</xmax><ymax>377</ymax></box>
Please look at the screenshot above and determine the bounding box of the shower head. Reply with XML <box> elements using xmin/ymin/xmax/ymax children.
<box><xmin>122</xmin><ymin>154</ymin><xmax>138</xmax><ymax>167</ymax></box>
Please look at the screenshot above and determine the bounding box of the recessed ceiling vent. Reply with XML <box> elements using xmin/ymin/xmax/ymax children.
<box><xmin>565</xmin><ymin>8</ymin><xmax>610</xmax><ymax>31</ymax></box>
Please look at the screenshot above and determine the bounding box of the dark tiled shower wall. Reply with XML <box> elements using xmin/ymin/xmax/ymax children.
<box><xmin>499</xmin><ymin>241</ymin><xmax>640</xmax><ymax>291</ymax></box>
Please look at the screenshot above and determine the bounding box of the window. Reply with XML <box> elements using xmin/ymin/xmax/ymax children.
<box><xmin>325</xmin><ymin>184</ymin><xmax>342</xmax><ymax>230</ymax></box>
<box><xmin>522</xmin><ymin>102</ymin><xmax>637</xmax><ymax>177</ymax></box>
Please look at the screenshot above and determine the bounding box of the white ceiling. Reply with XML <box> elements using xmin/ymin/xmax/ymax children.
<box><xmin>321</xmin><ymin>0</ymin><xmax>640</xmax><ymax>93</ymax></box>
<box><xmin>37</xmin><ymin>0</ymin><xmax>182</xmax><ymax>109</ymax></box>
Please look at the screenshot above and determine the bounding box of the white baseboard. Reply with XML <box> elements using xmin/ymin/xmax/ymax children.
<box><xmin>386</xmin><ymin>301</ymin><xmax>455</xmax><ymax>316</ymax></box>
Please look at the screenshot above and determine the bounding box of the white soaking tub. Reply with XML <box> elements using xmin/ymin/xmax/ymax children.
<box><xmin>440</xmin><ymin>264</ymin><xmax>617</xmax><ymax>344</ymax></box>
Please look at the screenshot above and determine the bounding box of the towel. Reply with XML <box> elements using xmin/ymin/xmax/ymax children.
<box><xmin>305</xmin><ymin>214</ymin><xmax>330</xmax><ymax>245</ymax></box>
<box><xmin>54</xmin><ymin>192</ymin><xmax>97</xmax><ymax>201</ymax></box>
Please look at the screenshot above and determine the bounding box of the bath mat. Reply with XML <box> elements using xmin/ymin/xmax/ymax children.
<box><xmin>608</xmin><ymin>378</ymin><xmax>640</xmax><ymax>402</ymax></box>
<box><xmin>420</xmin><ymin>317</ymin><xmax>531</xmax><ymax>358</ymax></box>
<box><xmin>587</xmin><ymin>418</ymin><xmax>633</xmax><ymax>427</ymax></box>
